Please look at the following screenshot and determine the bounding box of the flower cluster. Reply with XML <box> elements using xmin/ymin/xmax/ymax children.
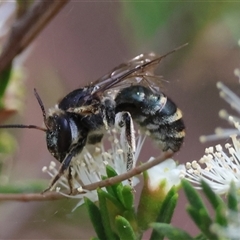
<box><xmin>184</xmin><ymin>134</ymin><xmax>240</xmax><ymax>195</ymax></box>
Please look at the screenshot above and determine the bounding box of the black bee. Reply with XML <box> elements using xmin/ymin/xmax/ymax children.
<box><xmin>0</xmin><ymin>44</ymin><xmax>186</xmax><ymax>193</ymax></box>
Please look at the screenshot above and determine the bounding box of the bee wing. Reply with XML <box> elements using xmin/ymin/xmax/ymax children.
<box><xmin>91</xmin><ymin>52</ymin><xmax>162</xmax><ymax>95</ymax></box>
<box><xmin>91</xmin><ymin>43</ymin><xmax>188</xmax><ymax>95</ymax></box>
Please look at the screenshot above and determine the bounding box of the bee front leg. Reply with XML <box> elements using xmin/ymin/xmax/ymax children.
<box><xmin>67</xmin><ymin>165</ymin><xmax>74</xmax><ymax>194</ymax></box>
<box><xmin>42</xmin><ymin>141</ymin><xmax>86</xmax><ymax>195</ymax></box>
<box><xmin>42</xmin><ymin>151</ymin><xmax>75</xmax><ymax>194</ymax></box>
<box><xmin>115</xmin><ymin>112</ymin><xmax>136</xmax><ymax>188</ymax></box>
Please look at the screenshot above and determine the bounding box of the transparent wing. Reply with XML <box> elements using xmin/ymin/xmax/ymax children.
<box><xmin>92</xmin><ymin>52</ymin><xmax>162</xmax><ymax>95</ymax></box>
<box><xmin>90</xmin><ymin>43</ymin><xmax>188</xmax><ymax>96</ymax></box>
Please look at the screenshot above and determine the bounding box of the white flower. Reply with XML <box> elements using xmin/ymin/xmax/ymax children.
<box><xmin>212</xmin><ymin>209</ymin><xmax>240</xmax><ymax>240</ymax></box>
<box><xmin>43</xmin><ymin>129</ymin><xmax>145</xmax><ymax>210</ymax></box>
<box><xmin>147</xmin><ymin>158</ymin><xmax>185</xmax><ymax>192</ymax></box>
<box><xmin>184</xmin><ymin>135</ymin><xmax>240</xmax><ymax>195</ymax></box>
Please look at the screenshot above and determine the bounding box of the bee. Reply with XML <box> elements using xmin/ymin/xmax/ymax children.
<box><xmin>0</xmin><ymin>44</ymin><xmax>186</xmax><ymax>194</ymax></box>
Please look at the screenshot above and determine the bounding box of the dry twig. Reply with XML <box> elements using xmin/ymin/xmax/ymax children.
<box><xmin>0</xmin><ymin>0</ymin><xmax>70</xmax><ymax>74</ymax></box>
<box><xmin>0</xmin><ymin>151</ymin><xmax>173</xmax><ymax>202</ymax></box>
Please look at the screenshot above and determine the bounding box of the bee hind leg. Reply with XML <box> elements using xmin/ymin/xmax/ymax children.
<box><xmin>115</xmin><ymin>112</ymin><xmax>136</xmax><ymax>188</ymax></box>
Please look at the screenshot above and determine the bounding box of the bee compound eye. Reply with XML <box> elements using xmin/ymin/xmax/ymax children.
<box><xmin>57</xmin><ymin>116</ymin><xmax>72</xmax><ymax>150</ymax></box>
<box><xmin>46</xmin><ymin>115</ymin><xmax>72</xmax><ymax>162</ymax></box>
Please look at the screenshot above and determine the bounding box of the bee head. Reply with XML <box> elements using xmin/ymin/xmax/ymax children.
<box><xmin>0</xmin><ymin>89</ymin><xmax>78</xmax><ymax>163</ymax></box>
<box><xmin>45</xmin><ymin>113</ymin><xmax>72</xmax><ymax>162</ymax></box>
<box><xmin>34</xmin><ymin>89</ymin><xmax>78</xmax><ymax>163</ymax></box>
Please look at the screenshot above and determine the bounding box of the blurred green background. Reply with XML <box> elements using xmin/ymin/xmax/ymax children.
<box><xmin>0</xmin><ymin>1</ymin><xmax>240</xmax><ymax>239</ymax></box>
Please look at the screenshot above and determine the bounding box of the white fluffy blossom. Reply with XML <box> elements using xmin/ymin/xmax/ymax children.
<box><xmin>43</xmin><ymin>129</ymin><xmax>145</xmax><ymax>210</ymax></box>
<box><xmin>184</xmin><ymin>135</ymin><xmax>240</xmax><ymax>194</ymax></box>
<box><xmin>147</xmin><ymin>158</ymin><xmax>185</xmax><ymax>192</ymax></box>
<box><xmin>212</xmin><ymin>209</ymin><xmax>240</xmax><ymax>240</ymax></box>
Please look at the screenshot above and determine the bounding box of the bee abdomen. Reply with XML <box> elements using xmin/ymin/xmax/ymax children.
<box><xmin>141</xmin><ymin>108</ymin><xmax>185</xmax><ymax>152</ymax></box>
<box><xmin>115</xmin><ymin>85</ymin><xmax>185</xmax><ymax>152</ymax></box>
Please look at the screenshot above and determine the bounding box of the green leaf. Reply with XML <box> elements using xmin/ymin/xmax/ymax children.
<box><xmin>102</xmin><ymin>175</ymin><xmax>116</xmax><ymax>198</ymax></box>
<box><xmin>105</xmin><ymin>165</ymin><xmax>123</xmax><ymax>199</ymax></box>
<box><xmin>215</xmin><ymin>206</ymin><xmax>227</xmax><ymax>228</ymax></box>
<box><xmin>186</xmin><ymin>207</ymin><xmax>202</xmax><ymax>229</ymax></box>
<box><xmin>194</xmin><ymin>233</ymin><xmax>208</xmax><ymax>240</ymax></box>
<box><xmin>98</xmin><ymin>189</ymin><xmax>118</xmax><ymax>240</ymax></box>
<box><xmin>106</xmin><ymin>165</ymin><xmax>118</xmax><ymax>178</ymax></box>
<box><xmin>182</xmin><ymin>180</ymin><xmax>208</xmax><ymax>210</ymax></box>
<box><xmin>117</xmin><ymin>185</ymin><xmax>134</xmax><ymax>210</ymax></box>
<box><xmin>99</xmin><ymin>188</ymin><xmax>124</xmax><ymax>211</ymax></box>
<box><xmin>150</xmin><ymin>223</ymin><xmax>194</xmax><ymax>240</ymax></box>
<box><xmin>228</xmin><ymin>182</ymin><xmax>238</xmax><ymax>212</ymax></box>
<box><xmin>150</xmin><ymin>187</ymin><xmax>178</xmax><ymax>240</ymax></box>
<box><xmin>183</xmin><ymin>180</ymin><xmax>218</xmax><ymax>239</ymax></box>
<box><xmin>157</xmin><ymin>187</ymin><xmax>178</xmax><ymax>223</ymax></box>
<box><xmin>187</xmin><ymin>205</ymin><xmax>218</xmax><ymax>240</ymax></box>
<box><xmin>200</xmin><ymin>180</ymin><xmax>227</xmax><ymax>227</ymax></box>
<box><xmin>201</xmin><ymin>180</ymin><xmax>223</xmax><ymax>210</ymax></box>
<box><xmin>115</xmin><ymin>215</ymin><xmax>136</xmax><ymax>240</ymax></box>
<box><xmin>84</xmin><ymin>198</ymin><xmax>107</xmax><ymax>240</ymax></box>
<box><xmin>0</xmin><ymin>64</ymin><xmax>12</xmax><ymax>107</ymax></box>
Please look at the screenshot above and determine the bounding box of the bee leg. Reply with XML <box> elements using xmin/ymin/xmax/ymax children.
<box><xmin>42</xmin><ymin>151</ymin><xmax>75</xmax><ymax>194</ymax></box>
<box><xmin>67</xmin><ymin>165</ymin><xmax>74</xmax><ymax>194</ymax></box>
<box><xmin>44</xmin><ymin>137</ymin><xmax>87</xmax><ymax>194</ymax></box>
<box><xmin>115</xmin><ymin>112</ymin><xmax>136</xmax><ymax>188</ymax></box>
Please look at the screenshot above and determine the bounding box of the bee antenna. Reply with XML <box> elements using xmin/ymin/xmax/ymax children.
<box><xmin>0</xmin><ymin>89</ymin><xmax>48</xmax><ymax>132</ymax></box>
<box><xmin>0</xmin><ymin>124</ymin><xmax>47</xmax><ymax>132</ymax></box>
<box><xmin>34</xmin><ymin>88</ymin><xmax>47</xmax><ymax>124</ymax></box>
<box><xmin>160</xmin><ymin>43</ymin><xmax>189</xmax><ymax>60</ymax></box>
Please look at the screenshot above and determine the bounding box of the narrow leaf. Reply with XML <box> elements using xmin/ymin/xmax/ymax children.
<box><xmin>200</xmin><ymin>180</ymin><xmax>227</xmax><ymax>226</ymax></box>
<box><xmin>115</xmin><ymin>215</ymin><xmax>136</xmax><ymax>240</ymax></box>
<box><xmin>187</xmin><ymin>207</ymin><xmax>202</xmax><ymax>228</ymax></box>
<box><xmin>150</xmin><ymin>223</ymin><xmax>194</xmax><ymax>240</ymax></box>
<box><xmin>157</xmin><ymin>187</ymin><xmax>178</xmax><ymax>223</ymax></box>
<box><xmin>84</xmin><ymin>198</ymin><xmax>107</xmax><ymax>240</ymax></box>
<box><xmin>0</xmin><ymin>64</ymin><xmax>12</xmax><ymax>107</ymax></box>
<box><xmin>150</xmin><ymin>189</ymin><xmax>178</xmax><ymax>240</ymax></box>
<box><xmin>98</xmin><ymin>189</ymin><xmax>117</xmax><ymax>240</ymax></box>
<box><xmin>200</xmin><ymin>180</ymin><xmax>223</xmax><ymax>210</ymax></box>
<box><xmin>117</xmin><ymin>185</ymin><xmax>134</xmax><ymax>210</ymax></box>
<box><xmin>228</xmin><ymin>182</ymin><xmax>238</xmax><ymax>212</ymax></box>
<box><xmin>182</xmin><ymin>180</ymin><xmax>213</xmax><ymax>229</ymax></box>
<box><xmin>100</xmin><ymin>188</ymin><xmax>124</xmax><ymax>211</ymax></box>
<box><xmin>186</xmin><ymin>201</ymin><xmax>217</xmax><ymax>239</ymax></box>
<box><xmin>215</xmin><ymin>206</ymin><xmax>227</xmax><ymax>227</ymax></box>
<box><xmin>102</xmin><ymin>175</ymin><xmax>116</xmax><ymax>197</ymax></box>
<box><xmin>194</xmin><ymin>233</ymin><xmax>208</xmax><ymax>240</ymax></box>
<box><xmin>105</xmin><ymin>165</ymin><xmax>123</xmax><ymax>198</ymax></box>
<box><xmin>182</xmin><ymin>180</ymin><xmax>207</xmax><ymax>210</ymax></box>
